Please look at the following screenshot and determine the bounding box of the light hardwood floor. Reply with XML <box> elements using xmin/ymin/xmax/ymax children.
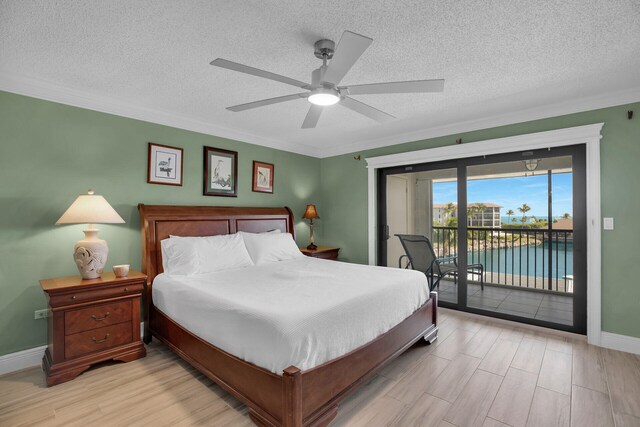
<box><xmin>1</xmin><ymin>309</ymin><xmax>639</xmax><ymax>426</ymax></box>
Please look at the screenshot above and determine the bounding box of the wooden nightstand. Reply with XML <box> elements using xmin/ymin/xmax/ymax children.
<box><xmin>300</xmin><ymin>246</ymin><xmax>340</xmax><ymax>261</ymax></box>
<box><xmin>40</xmin><ymin>271</ymin><xmax>147</xmax><ymax>386</ymax></box>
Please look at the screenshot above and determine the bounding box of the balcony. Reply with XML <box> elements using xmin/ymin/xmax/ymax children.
<box><xmin>432</xmin><ymin>225</ymin><xmax>574</xmax><ymax>325</ymax></box>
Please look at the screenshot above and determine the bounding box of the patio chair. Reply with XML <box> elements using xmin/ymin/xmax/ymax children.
<box><xmin>395</xmin><ymin>234</ymin><xmax>484</xmax><ymax>292</ymax></box>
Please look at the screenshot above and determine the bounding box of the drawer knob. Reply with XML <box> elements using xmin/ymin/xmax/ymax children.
<box><xmin>71</xmin><ymin>295</ymin><xmax>77</xmax><ymax>300</ymax></box>
<box><xmin>124</xmin><ymin>287</ymin><xmax>129</xmax><ymax>292</ymax></box>
<box><xmin>91</xmin><ymin>312</ymin><xmax>110</xmax><ymax>321</ymax></box>
<box><xmin>91</xmin><ymin>334</ymin><xmax>110</xmax><ymax>344</ymax></box>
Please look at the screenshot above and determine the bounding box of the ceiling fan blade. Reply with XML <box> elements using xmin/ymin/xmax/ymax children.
<box><xmin>211</xmin><ymin>58</ymin><xmax>309</xmax><ymax>89</ymax></box>
<box><xmin>322</xmin><ymin>31</ymin><xmax>373</xmax><ymax>86</ymax></box>
<box><xmin>227</xmin><ymin>93</ymin><xmax>307</xmax><ymax>112</ymax></box>
<box><xmin>341</xmin><ymin>79</ymin><xmax>445</xmax><ymax>95</ymax></box>
<box><xmin>340</xmin><ymin>97</ymin><xmax>395</xmax><ymax>123</ymax></box>
<box><xmin>301</xmin><ymin>105</ymin><xmax>323</xmax><ymax>129</ymax></box>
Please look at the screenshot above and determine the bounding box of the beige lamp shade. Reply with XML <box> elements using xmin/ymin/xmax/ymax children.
<box><xmin>56</xmin><ymin>190</ymin><xmax>125</xmax><ymax>225</ymax></box>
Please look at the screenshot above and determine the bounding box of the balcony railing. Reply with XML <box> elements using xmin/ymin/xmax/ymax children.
<box><xmin>432</xmin><ymin>226</ymin><xmax>574</xmax><ymax>293</ymax></box>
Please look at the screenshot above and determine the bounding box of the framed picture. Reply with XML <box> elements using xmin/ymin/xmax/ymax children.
<box><xmin>252</xmin><ymin>161</ymin><xmax>274</xmax><ymax>193</ymax></box>
<box><xmin>204</xmin><ymin>146</ymin><xmax>238</xmax><ymax>197</ymax></box>
<box><xmin>147</xmin><ymin>143</ymin><xmax>183</xmax><ymax>186</ymax></box>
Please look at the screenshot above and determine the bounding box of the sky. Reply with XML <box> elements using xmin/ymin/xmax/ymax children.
<box><xmin>433</xmin><ymin>172</ymin><xmax>572</xmax><ymax>217</ymax></box>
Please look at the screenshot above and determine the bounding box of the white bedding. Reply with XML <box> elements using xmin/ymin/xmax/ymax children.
<box><xmin>152</xmin><ymin>257</ymin><xmax>430</xmax><ymax>373</ymax></box>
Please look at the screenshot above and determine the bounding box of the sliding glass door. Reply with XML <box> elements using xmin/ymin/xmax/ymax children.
<box><xmin>380</xmin><ymin>164</ymin><xmax>459</xmax><ymax>306</ymax></box>
<box><xmin>378</xmin><ymin>145</ymin><xmax>586</xmax><ymax>333</ymax></box>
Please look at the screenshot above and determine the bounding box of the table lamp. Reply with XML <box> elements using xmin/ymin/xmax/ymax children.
<box><xmin>303</xmin><ymin>204</ymin><xmax>319</xmax><ymax>250</ymax></box>
<box><xmin>56</xmin><ymin>189</ymin><xmax>125</xmax><ymax>279</ymax></box>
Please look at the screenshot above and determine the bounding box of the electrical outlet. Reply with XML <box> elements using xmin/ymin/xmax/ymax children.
<box><xmin>34</xmin><ymin>309</ymin><xmax>49</xmax><ymax>320</ymax></box>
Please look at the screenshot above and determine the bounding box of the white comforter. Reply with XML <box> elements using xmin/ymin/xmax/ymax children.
<box><xmin>152</xmin><ymin>257</ymin><xmax>429</xmax><ymax>373</ymax></box>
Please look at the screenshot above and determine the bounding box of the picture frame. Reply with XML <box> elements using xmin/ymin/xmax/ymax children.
<box><xmin>204</xmin><ymin>146</ymin><xmax>238</xmax><ymax>197</ymax></box>
<box><xmin>147</xmin><ymin>142</ymin><xmax>183</xmax><ymax>186</ymax></box>
<box><xmin>252</xmin><ymin>161</ymin><xmax>274</xmax><ymax>194</ymax></box>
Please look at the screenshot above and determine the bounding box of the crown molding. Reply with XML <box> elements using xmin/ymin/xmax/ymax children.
<box><xmin>1</xmin><ymin>70</ymin><xmax>638</xmax><ymax>160</ymax></box>
<box><xmin>0</xmin><ymin>70</ymin><xmax>322</xmax><ymax>158</ymax></box>
<box><xmin>320</xmin><ymin>86</ymin><xmax>640</xmax><ymax>158</ymax></box>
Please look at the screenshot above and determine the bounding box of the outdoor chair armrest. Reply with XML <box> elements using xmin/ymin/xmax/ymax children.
<box><xmin>399</xmin><ymin>254</ymin><xmax>412</xmax><ymax>269</ymax></box>
<box><xmin>437</xmin><ymin>256</ymin><xmax>458</xmax><ymax>265</ymax></box>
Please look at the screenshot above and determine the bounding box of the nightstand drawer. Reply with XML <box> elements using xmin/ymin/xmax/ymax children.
<box><xmin>65</xmin><ymin>300</ymin><xmax>132</xmax><ymax>335</ymax></box>
<box><xmin>49</xmin><ymin>282</ymin><xmax>144</xmax><ymax>308</ymax></box>
<box><xmin>65</xmin><ymin>322</ymin><xmax>132</xmax><ymax>359</ymax></box>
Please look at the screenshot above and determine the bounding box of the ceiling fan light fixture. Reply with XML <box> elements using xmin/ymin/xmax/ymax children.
<box><xmin>308</xmin><ymin>88</ymin><xmax>340</xmax><ymax>106</ymax></box>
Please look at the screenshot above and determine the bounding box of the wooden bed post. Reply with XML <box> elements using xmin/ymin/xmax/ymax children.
<box><xmin>283</xmin><ymin>366</ymin><xmax>302</xmax><ymax>427</ymax></box>
<box><xmin>430</xmin><ymin>291</ymin><xmax>438</xmax><ymax>325</ymax></box>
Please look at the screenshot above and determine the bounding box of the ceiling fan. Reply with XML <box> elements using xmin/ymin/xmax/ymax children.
<box><xmin>210</xmin><ymin>30</ymin><xmax>444</xmax><ymax>129</ymax></box>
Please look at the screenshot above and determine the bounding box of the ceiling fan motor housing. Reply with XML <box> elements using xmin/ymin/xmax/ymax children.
<box><xmin>314</xmin><ymin>39</ymin><xmax>335</xmax><ymax>60</ymax></box>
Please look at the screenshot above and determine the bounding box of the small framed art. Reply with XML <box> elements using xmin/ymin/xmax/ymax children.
<box><xmin>147</xmin><ymin>143</ymin><xmax>183</xmax><ymax>186</ymax></box>
<box><xmin>252</xmin><ymin>161</ymin><xmax>274</xmax><ymax>194</ymax></box>
<box><xmin>204</xmin><ymin>146</ymin><xmax>238</xmax><ymax>197</ymax></box>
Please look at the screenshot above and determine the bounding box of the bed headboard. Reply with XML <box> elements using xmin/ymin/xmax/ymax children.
<box><xmin>138</xmin><ymin>204</ymin><xmax>296</xmax><ymax>284</ymax></box>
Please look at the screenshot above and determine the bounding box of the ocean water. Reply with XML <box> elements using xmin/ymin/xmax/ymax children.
<box><xmin>467</xmin><ymin>241</ymin><xmax>573</xmax><ymax>279</ymax></box>
<box><xmin>499</xmin><ymin>216</ymin><xmax>564</xmax><ymax>224</ymax></box>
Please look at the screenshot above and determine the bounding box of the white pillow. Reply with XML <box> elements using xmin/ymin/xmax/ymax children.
<box><xmin>161</xmin><ymin>237</ymin><xmax>198</xmax><ymax>275</ymax></box>
<box><xmin>240</xmin><ymin>232</ymin><xmax>304</xmax><ymax>265</ymax></box>
<box><xmin>161</xmin><ymin>233</ymin><xmax>254</xmax><ymax>275</ymax></box>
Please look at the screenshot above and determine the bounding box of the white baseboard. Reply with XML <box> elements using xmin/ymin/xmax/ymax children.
<box><xmin>0</xmin><ymin>322</ymin><xmax>145</xmax><ymax>377</ymax></box>
<box><xmin>0</xmin><ymin>345</ymin><xmax>46</xmax><ymax>376</ymax></box>
<box><xmin>600</xmin><ymin>331</ymin><xmax>640</xmax><ymax>355</ymax></box>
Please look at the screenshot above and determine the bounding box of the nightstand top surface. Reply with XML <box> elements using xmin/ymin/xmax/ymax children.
<box><xmin>300</xmin><ymin>246</ymin><xmax>340</xmax><ymax>254</ymax></box>
<box><xmin>40</xmin><ymin>271</ymin><xmax>146</xmax><ymax>292</ymax></box>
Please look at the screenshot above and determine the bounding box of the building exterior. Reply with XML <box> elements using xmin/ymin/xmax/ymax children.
<box><xmin>433</xmin><ymin>202</ymin><xmax>502</xmax><ymax>228</ymax></box>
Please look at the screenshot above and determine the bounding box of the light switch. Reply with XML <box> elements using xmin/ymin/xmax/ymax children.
<box><xmin>603</xmin><ymin>217</ymin><xmax>614</xmax><ymax>230</ymax></box>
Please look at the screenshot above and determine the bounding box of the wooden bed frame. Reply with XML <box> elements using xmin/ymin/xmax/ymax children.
<box><xmin>138</xmin><ymin>204</ymin><xmax>438</xmax><ymax>427</ymax></box>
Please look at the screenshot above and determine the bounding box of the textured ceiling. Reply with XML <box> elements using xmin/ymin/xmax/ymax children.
<box><xmin>1</xmin><ymin>1</ymin><xmax>639</xmax><ymax>157</ymax></box>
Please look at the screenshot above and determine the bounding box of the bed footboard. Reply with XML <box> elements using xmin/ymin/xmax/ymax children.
<box><xmin>149</xmin><ymin>292</ymin><xmax>437</xmax><ymax>427</ymax></box>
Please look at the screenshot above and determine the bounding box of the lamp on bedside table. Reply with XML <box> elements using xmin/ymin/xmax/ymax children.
<box><xmin>303</xmin><ymin>204</ymin><xmax>320</xmax><ymax>250</ymax></box>
<box><xmin>56</xmin><ymin>189</ymin><xmax>125</xmax><ymax>279</ymax></box>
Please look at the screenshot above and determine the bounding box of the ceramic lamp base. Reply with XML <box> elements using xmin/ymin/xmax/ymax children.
<box><xmin>73</xmin><ymin>228</ymin><xmax>108</xmax><ymax>279</ymax></box>
<box><xmin>306</xmin><ymin>243</ymin><xmax>318</xmax><ymax>250</ymax></box>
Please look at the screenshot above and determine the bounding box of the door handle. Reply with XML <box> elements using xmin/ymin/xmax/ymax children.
<box><xmin>383</xmin><ymin>224</ymin><xmax>390</xmax><ymax>240</ymax></box>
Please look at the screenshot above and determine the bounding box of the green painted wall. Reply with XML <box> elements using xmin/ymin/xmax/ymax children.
<box><xmin>320</xmin><ymin>102</ymin><xmax>640</xmax><ymax>339</ymax></box>
<box><xmin>0</xmin><ymin>91</ymin><xmax>321</xmax><ymax>356</ymax></box>
<box><xmin>1</xmin><ymin>89</ymin><xmax>639</xmax><ymax>357</ymax></box>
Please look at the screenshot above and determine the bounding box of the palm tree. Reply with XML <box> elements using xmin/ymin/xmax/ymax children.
<box><xmin>444</xmin><ymin>202</ymin><xmax>456</xmax><ymax>220</ymax></box>
<box><xmin>467</xmin><ymin>206</ymin><xmax>477</xmax><ymax>227</ymax></box>
<box><xmin>562</xmin><ymin>212</ymin><xmax>571</xmax><ymax>219</ymax></box>
<box><xmin>518</xmin><ymin>203</ymin><xmax>531</xmax><ymax>224</ymax></box>
<box><xmin>475</xmin><ymin>203</ymin><xmax>487</xmax><ymax>227</ymax></box>
<box><xmin>506</xmin><ymin>209</ymin><xmax>515</xmax><ymax>224</ymax></box>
